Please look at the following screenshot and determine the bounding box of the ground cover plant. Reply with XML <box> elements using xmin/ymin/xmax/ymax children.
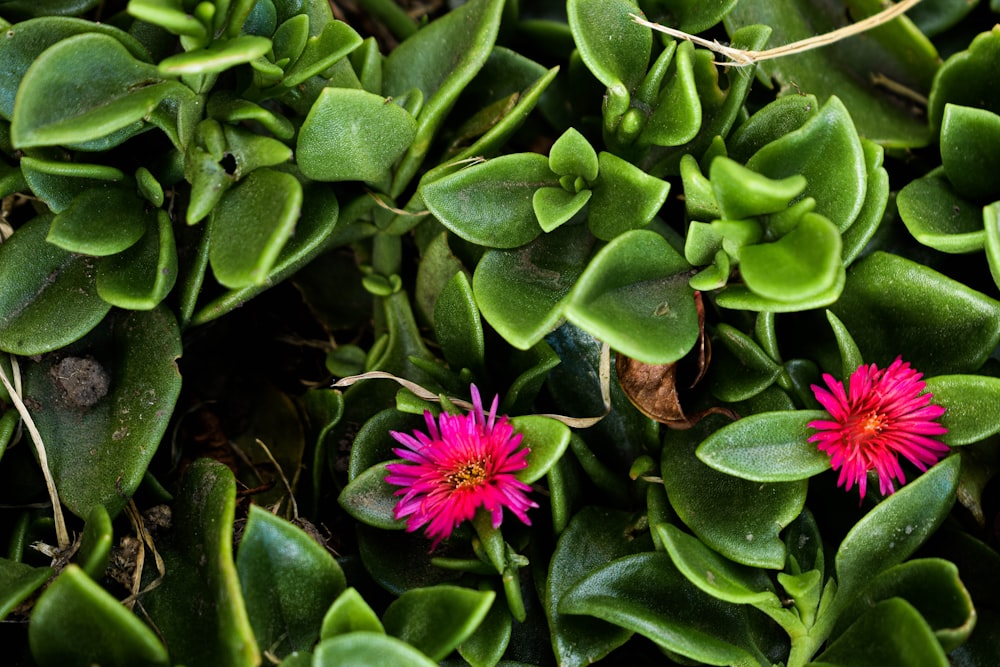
<box><xmin>0</xmin><ymin>0</ymin><xmax>999</xmax><ymax>664</ymax></box>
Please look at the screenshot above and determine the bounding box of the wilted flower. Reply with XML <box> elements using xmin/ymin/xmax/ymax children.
<box><xmin>808</xmin><ymin>357</ymin><xmax>949</xmax><ymax>499</ymax></box>
<box><xmin>385</xmin><ymin>385</ymin><xmax>538</xmax><ymax>548</ymax></box>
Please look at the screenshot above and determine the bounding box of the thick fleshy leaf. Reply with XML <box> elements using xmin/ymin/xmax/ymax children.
<box><xmin>815</xmin><ymin>598</ymin><xmax>948</xmax><ymax>666</ymax></box>
<box><xmin>19</xmin><ymin>156</ymin><xmax>124</xmax><ymax>213</ymax></box>
<box><xmin>545</xmin><ymin>508</ymin><xmax>654</xmax><ymax>667</ymax></box>
<box><xmin>559</xmin><ymin>552</ymin><xmax>761</xmax><ymax>665</ymax></box>
<box><xmin>650</xmin><ymin>0</ymin><xmax>738</xmax><ymax>32</ymax></box>
<box><xmin>23</xmin><ymin>306</ymin><xmax>181</xmax><ymax>518</ymax></box>
<box><xmin>924</xmin><ymin>375</ymin><xmax>1000</xmax><ymax>446</ymax></box>
<box><xmin>940</xmin><ymin>104</ymin><xmax>1000</xmax><ymax>202</ymax></box>
<box><xmin>320</xmin><ymin>588</ymin><xmax>385</xmax><ymax>639</ymax></box>
<box><xmin>835</xmin><ymin>455</ymin><xmax>960</xmax><ymax>599</ymax></box>
<box><xmin>209</xmin><ymin>168</ymin><xmax>303</xmax><ymax>288</ymax></box>
<box><xmin>158</xmin><ymin>36</ymin><xmax>272</xmax><ymax>74</ymax></box>
<box><xmin>565</xmin><ymin>230</ymin><xmax>698</xmax><ymax>365</ymax></box>
<box><xmin>897</xmin><ymin>168</ymin><xmax>984</xmax><ymax>253</ymax></box>
<box><xmin>696</xmin><ymin>410</ymin><xmax>831</xmax><ymax>482</ymax></box>
<box><xmin>831</xmin><ymin>252</ymin><xmax>1000</xmax><ymax>376</ymax></box>
<box><xmin>533</xmin><ymin>187</ymin><xmax>591</xmax><ymax>233</ymax></box>
<box><xmin>313</xmin><ymin>633</ymin><xmax>437</xmax><ymax>667</ymax></box>
<box><xmin>96</xmin><ymin>210</ymin><xmax>178</xmax><ymax>310</ymax></box>
<box><xmin>46</xmin><ymin>186</ymin><xmax>149</xmax><ymax>256</ymax></box>
<box><xmin>841</xmin><ymin>138</ymin><xmax>889</xmax><ymax>266</ymax></box>
<box><xmin>76</xmin><ymin>505</ymin><xmax>113</xmax><ymax>580</ymax></box>
<box><xmin>739</xmin><ymin>213</ymin><xmax>843</xmax><ymax>303</ymax></box>
<box><xmin>140</xmin><ymin>460</ymin><xmax>261</xmax><ymax>667</ymax></box>
<box><xmin>0</xmin><ymin>215</ymin><xmax>111</xmax><ymax>355</ymax></box>
<box><xmin>382</xmin><ymin>585</ymin><xmax>494</xmax><ymax>661</ymax></box>
<box><xmin>434</xmin><ymin>271</ymin><xmax>485</xmax><ymax>375</ymax></box>
<box><xmin>927</xmin><ymin>25</ymin><xmax>1000</xmax><ymax>132</ymax></box>
<box><xmin>237</xmin><ymin>506</ymin><xmax>346</xmax><ymax>657</ymax></box>
<box><xmin>548</xmin><ymin>127</ymin><xmax>598</xmax><ymax>181</ymax></box>
<box><xmin>473</xmin><ymin>224</ymin><xmax>594</xmax><ymax>350</ymax></box>
<box><xmin>510</xmin><ymin>415</ymin><xmax>570</xmax><ymax>484</ymax></box>
<box><xmin>656</xmin><ymin>523</ymin><xmax>780</xmax><ymax>607</ymax></box>
<box><xmin>708</xmin><ymin>323</ymin><xmax>783</xmax><ymax>402</ymax></box>
<box><xmin>724</xmin><ymin>0</ymin><xmax>938</xmax><ymax>147</ymax></box>
<box><xmin>423</xmin><ymin>153</ymin><xmax>555</xmax><ymax>248</ymax></box>
<box><xmin>28</xmin><ymin>565</ymin><xmax>168</xmax><ymax>667</ymax></box>
<box><xmin>11</xmin><ymin>33</ymin><xmax>181</xmax><ymax>148</ymax></box>
<box><xmin>0</xmin><ymin>558</ymin><xmax>52</xmax><ymax>621</ymax></box>
<box><xmin>567</xmin><ymin>0</ymin><xmax>650</xmax><ymax>91</ymax></box>
<box><xmin>825</xmin><ymin>310</ymin><xmax>864</xmax><ymax>380</ymax></box>
<box><xmin>587</xmin><ymin>152</ymin><xmax>671</xmax><ymax>240</ymax></box>
<box><xmin>457</xmin><ymin>594</ymin><xmax>511</xmax><ymax>667</ymax></box>
<box><xmin>981</xmin><ymin>201</ymin><xmax>1000</xmax><ymax>294</ymax></box>
<box><xmin>710</xmin><ymin>156</ymin><xmax>806</xmax><ymax>221</ymax></box>
<box><xmin>338</xmin><ymin>461</ymin><xmax>406</xmax><ymax>530</ymax></box>
<box><xmin>642</xmin><ymin>40</ymin><xmax>701</xmax><ymax>147</ymax></box>
<box><xmin>281</xmin><ymin>20</ymin><xmax>362</xmax><ymax>87</ymax></box>
<box><xmin>297</xmin><ymin>88</ymin><xmax>417</xmax><ymax>184</ymax></box>
<box><xmin>663</xmin><ymin>415</ymin><xmax>806</xmax><ymax>569</ymax></box>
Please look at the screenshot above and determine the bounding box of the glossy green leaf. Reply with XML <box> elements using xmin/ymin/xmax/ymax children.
<box><xmin>19</xmin><ymin>156</ymin><xmax>124</xmax><ymax>213</ymax></box>
<box><xmin>320</xmin><ymin>588</ymin><xmax>385</xmax><ymax>639</ymax></box>
<box><xmin>140</xmin><ymin>459</ymin><xmax>260</xmax><ymax>667</ymax></box>
<box><xmin>739</xmin><ymin>213</ymin><xmax>843</xmax><ymax>302</ymax></box>
<box><xmin>0</xmin><ymin>558</ymin><xmax>52</xmax><ymax>621</ymax></box>
<box><xmin>985</xmin><ymin>201</ymin><xmax>1000</xmax><ymax>294</ymax></box>
<box><xmin>434</xmin><ymin>271</ymin><xmax>485</xmax><ymax>375</ymax></box>
<box><xmin>724</xmin><ymin>0</ymin><xmax>938</xmax><ymax>147</ymax></box>
<box><xmin>11</xmin><ymin>33</ymin><xmax>179</xmax><ymax>148</ymax></box>
<box><xmin>696</xmin><ymin>410</ymin><xmax>831</xmax><ymax>482</ymax></box>
<box><xmin>76</xmin><ymin>505</ymin><xmax>113</xmax><ymax>580</ymax></box>
<box><xmin>473</xmin><ymin>224</ymin><xmax>594</xmax><ymax>350</ymax></box>
<box><xmin>565</xmin><ymin>230</ymin><xmax>698</xmax><ymax>365</ymax></box>
<box><xmin>127</xmin><ymin>0</ymin><xmax>208</xmax><ymax>39</ymax></box>
<box><xmin>282</xmin><ymin>20</ymin><xmax>363</xmax><ymax>87</ymax></box>
<box><xmin>642</xmin><ymin>40</ymin><xmax>701</xmax><ymax>147</ymax></box>
<box><xmin>510</xmin><ymin>416</ymin><xmax>570</xmax><ymax>484</ymax></box>
<box><xmin>29</xmin><ymin>565</ymin><xmax>168</xmax><ymax>667</ymax></box>
<box><xmin>924</xmin><ymin>375</ymin><xmax>1000</xmax><ymax>446</ymax></box>
<box><xmin>815</xmin><ymin>598</ymin><xmax>948</xmax><ymax>666</ymax></box>
<box><xmin>237</xmin><ymin>506</ymin><xmax>346</xmax><ymax>657</ymax></box>
<box><xmin>382</xmin><ymin>585</ymin><xmax>494</xmax><ymax>661</ymax></box>
<box><xmin>545</xmin><ymin>507</ymin><xmax>654</xmax><ymax>667</ymax></box>
<box><xmin>458</xmin><ymin>594</ymin><xmax>511</xmax><ymax>667</ymax></box>
<box><xmin>22</xmin><ymin>306</ymin><xmax>181</xmax><ymax>517</ymax></box>
<box><xmin>835</xmin><ymin>455</ymin><xmax>960</xmax><ymax>599</ymax></box>
<box><xmin>656</xmin><ymin>523</ymin><xmax>781</xmax><ymax>606</ymax></box>
<box><xmin>297</xmin><ymin>88</ymin><xmax>416</xmax><ymax>184</ymax></box>
<box><xmin>533</xmin><ymin>187</ymin><xmax>591</xmax><ymax>233</ymax></box>
<box><xmin>567</xmin><ymin>0</ymin><xmax>650</xmax><ymax>91</ymax></box>
<box><xmin>825</xmin><ymin>310</ymin><xmax>864</xmax><ymax>380</ymax></box>
<box><xmin>221</xmin><ymin>126</ymin><xmax>293</xmax><ymax>178</ymax></box>
<box><xmin>663</xmin><ymin>416</ymin><xmax>806</xmax><ymax>569</ymax></box>
<box><xmin>587</xmin><ymin>152</ymin><xmax>671</xmax><ymax>240</ymax></box>
<box><xmin>206</xmin><ymin>93</ymin><xmax>295</xmax><ymax>140</ymax></box>
<box><xmin>0</xmin><ymin>215</ymin><xmax>111</xmax><ymax>355</ymax></box>
<box><xmin>46</xmin><ymin>185</ymin><xmax>149</xmax><ymax>256</ymax></box>
<box><xmin>650</xmin><ymin>0</ymin><xmax>738</xmax><ymax>32</ymax></box>
<box><xmin>96</xmin><ymin>210</ymin><xmax>178</xmax><ymax>309</ymax></box>
<box><xmin>927</xmin><ymin>25</ymin><xmax>1000</xmax><ymax>132</ymax></box>
<box><xmin>423</xmin><ymin>153</ymin><xmax>555</xmax><ymax>248</ymax></box>
<box><xmin>714</xmin><ymin>260</ymin><xmax>846</xmax><ymax>312</ymax></box>
<box><xmin>897</xmin><ymin>168</ymin><xmax>984</xmax><ymax>253</ymax></box>
<box><xmin>549</xmin><ymin>127</ymin><xmax>598</xmax><ymax>181</ymax></box>
<box><xmin>831</xmin><ymin>252</ymin><xmax>1000</xmax><ymax>376</ymax></box>
<box><xmin>559</xmin><ymin>552</ymin><xmax>760</xmax><ymax>665</ymax></box>
<box><xmin>708</xmin><ymin>323</ymin><xmax>783</xmax><ymax>402</ymax></box>
<box><xmin>338</xmin><ymin>461</ymin><xmax>405</xmax><ymax>530</ymax></box>
<box><xmin>209</xmin><ymin>168</ymin><xmax>302</xmax><ymax>288</ymax></box>
<box><xmin>313</xmin><ymin>632</ymin><xmax>437</xmax><ymax>667</ymax></box>
<box><xmin>710</xmin><ymin>156</ymin><xmax>806</xmax><ymax>221</ymax></box>
<box><xmin>158</xmin><ymin>36</ymin><xmax>271</xmax><ymax>74</ymax></box>
<box><xmin>272</xmin><ymin>14</ymin><xmax>309</xmax><ymax>65</ymax></box>
<box><xmin>940</xmin><ymin>104</ymin><xmax>1000</xmax><ymax>201</ymax></box>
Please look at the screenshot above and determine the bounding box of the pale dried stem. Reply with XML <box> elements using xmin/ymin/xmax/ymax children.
<box><xmin>0</xmin><ymin>359</ymin><xmax>70</xmax><ymax>550</ymax></box>
<box><xmin>255</xmin><ymin>437</ymin><xmax>299</xmax><ymax>521</ymax></box>
<box><xmin>630</xmin><ymin>0</ymin><xmax>923</xmax><ymax>65</ymax></box>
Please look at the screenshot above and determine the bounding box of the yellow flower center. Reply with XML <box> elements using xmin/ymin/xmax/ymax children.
<box><xmin>448</xmin><ymin>460</ymin><xmax>488</xmax><ymax>489</ymax></box>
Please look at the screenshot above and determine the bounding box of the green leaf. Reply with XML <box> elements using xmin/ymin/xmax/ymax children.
<box><xmin>95</xmin><ymin>210</ymin><xmax>178</xmax><ymax>310</ymax></box>
<box><xmin>0</xmin><ymin>215</ymin><xmax>111</xmax><ymax>355</ymax></box>
<box><xmin>548</xmin><ymin>127</ymin><xmax>598</xmax><ymax>181</ymax></box>
<box><xmin>831</xmin><ymin>252</ymin><xmax>1000</xmax><ymax>376</ymax></box>
<box><xmin>834</xmin><ymin>455</ymin><xmax>960</xmax><ymax>600</ymax></box>
<box><xmin>433</xmin><ymin>271</ymin><xmax>485</xmax><ymax>375</ymax></box>
<box><xmin>724</xmin><ymin>0</ymin><xmax>938</xmax><ymax>147</ymax></box>
<box><xmin>696</xmin><ymin>410</ymin><xmax>831</xmax><ymax>482</ymax></box>
<box><xmin>708</xmin><ymin>323</ymin><xmax>783</xmax><ymax>402</ymax></box>
<box><xmin>739</xmin><ymin>213</ymin><xmax>843</xmax><ymax>303</ymax></box>
<box><xmin>158</xmin><ymin>35</ymin><xmax>272</xmax><ymax>74</ymax></box>
<box><xmin>23</xmin><ymin>307</ymin><xmax>182</xmax><ymax>518</ymax></box>
<box><xmin>533</xmin><ymin>187</ymin><xmax>591</xmax><ymax>232</ymax></box>
<box><xmin>209</xmin><ymin>168</ymin><xmax>303</xmax><ymax>288</ymax></box>
<box><xmin>297</xmin><ymin>88</ymin><xmax>417</xmax><ymax>184</ymax></box>
<box><xmin>927</xmin><ymin>25</ymin><xmax>1000</xmax><ymax>132</ymax></box>
<box><xmin>382</xmin><ymin>585</ymin><xmax>494</xmax><ymax>661</ymax></box>
<box><xmin>11</xmin><ymin>33</ymin><xmax>181</xmax><ymax>148</ymax></box>
<box><xmin>567</xmin><ymin>0</ymin><xmax>650</xmax><ymax>91</ymax></box>
<box><xmin>642</xmin><ymin>40</ymin><xmax>702</xmax><ymax>147</ymax></box>
<box><xmin>320</xmin><ymin>588</ymin><xmax>385</xmax><ymax>639</ymax></box>
<box><xmin>565</xmin><ymin>230</ymin><xmax>698</xmax><ymax>365</ymax></box>
<box><xmin>458</xmin><ymin>595</ymin><xmax>511</xmax><ymax>667</ymax></box>
<box><xmin>0</xmin><ymin>558</ymin><xmax>52</xmax><ymax>621</ymax></box>
<box><xmin>236</xmin><ymin>506</ymin><xmax>346</xmax><ymax>657</ymax></box>
<box><xmin>313</xmin><ymin>632</ymin><xmax>437</xmax><ymax>667</ymax></box>
<box><xmin>663</xmin><ymin>416</ymin><xmax>806</xmax><ymax>569</ymax></box>
<box><xmin>19</xmin><ymin>156</ymin><xmax>124</xmax><ymax>213</ymax></box>
<box><xmin>940</xmin><ymin>104</ymin><xmax>1000</xmax><ymax>201</ymax></box>
<box><xmin>924</xmin><ymin>375</ymin><xmax>1000</xmax><ymax>446</ymax></box>
<box><xmin>127</xmin><ymin>0</ymin><xmax>209</xmax><ymax>39</ymax></box>
<box><xmin>825</xmin><ymin>310</ymin><xmax>864</xmax><ymax>380</ymax></box>
<box><xmin>815</xmin><ymin>598</ymin><xmax>948</xmax><ymax>666</ymax></box>
<box><xmin>28</xmin><ymin>565</ymin><xmax>169</xmax><ymax>667</ymax></box>
<box><xmin>76</xmin><ymin>505</ymin><xmax>113</xmax><ymax>580</ymax></box>
<box><xmin>282</xmin><ymin>20</ymin><xmax>362</xmax><ymax>87</ymax></box>
<box><xmin>140</xmin><ymin>460</ymin><xmax>261</xmax><ymax>667</ymax></box>
<box><xmin>710</xmin><ymin>156</ymin><xmax>806</xmax><ymax>221</ymax></box>
<box><xmin>46</xmin><ymin>186</ymin><xmax>149</xmax><ymax>256</ymax></box>
<box><xmin>656</xmin><ymin>523</ymin><xmax>782</xmax><ymax>606</ymax></box>
<box><xmin>652</xmin><ymin>0</ymin><xmax>738</xmax><ymax>32</ymax></box>
<box><xmin>510</xmin><ymin>415</ymin><xmax>571</xmax><ymax>484</ymax></box>
<box><xmin>222</xmin><ymin>126</ymin><xmax>293</xmax><ymax>178</ymax></box>
<box><xmin>559</xmin><ymin>552</ymin><xmax>761</xmax><ymax>666</ymax></box>
<box><xmin>985</xmin><ymin>201</ymin><xmax>1000</xmax><ymax>293</ymax></box>
<box><xmin>545</xmin><ymin>508</ymin><xmax>654</xmax><ymax>667</ymax></box>
<box><xmin>897</xmin><ymin>168</ymin><xmax>984</xmax><ymax>253</ymax></box>
<box><xmin>423</xmin><ymin>153</ymin><xmax>555</xmax><ymax>248</ymax></box>
<box><xmin>587</xmin><ymin>152</ymin><xmax>671</xmax><ymax>241</ymax></box>
<box><xmin>338</xmin><ymin>461</ymin><xmax>405</xmax><ymax>530</ymax></box>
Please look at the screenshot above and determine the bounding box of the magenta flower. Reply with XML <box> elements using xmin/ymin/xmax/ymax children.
<box><xmin>808</xmin><ymin>357</ymin><xmax>949</xmax><ymax>499</ymax></box>
<box><xmin>385</xmin><ymin>385</ymin><xmax>538</xmax><ymax>549</ymax></box>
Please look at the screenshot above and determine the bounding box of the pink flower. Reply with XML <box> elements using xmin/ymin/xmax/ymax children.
<box><xmin>808</xmin><ymin>357</ymin><xmax>949</xmax><ymax>499</ymax></box>
<box><xmin>385</xmin><ymin>385</ymin><xmax>538</xmax><ymax>549</ymax></box>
